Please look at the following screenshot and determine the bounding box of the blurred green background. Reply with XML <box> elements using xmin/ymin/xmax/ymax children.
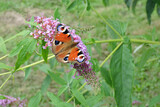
<box><xmin>0</xmin><ymin>0</ymin><xmax>160</xmax><ymax>106</ymax></box>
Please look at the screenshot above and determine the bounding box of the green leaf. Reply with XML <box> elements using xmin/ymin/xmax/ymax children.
<box><xmin>101</xmin><ymin>81</ymin><xmax>111</xmax><ymax>96</ymax></box>
<box><xmin>42</xmin><ymin>40</ymin><xmax>48</xmax><ymax>63</ymax></box>
<box><xmin>24</xmin><ymin>67</ymin><xmax>32</xmax><ymax>81</ymax></box>
<box><xmin>48</xmin><ymin>71</ymin><xmax>66</xmax><ymax>85</ymax></box>
<box><xmin>106</xmin><ymin>20</ymin><xmax>128</xmax><ymax>38</ymax></box>
<box><xmin>47</xmin><ymin>92</ymin><xmax>61</xmax><ymax>105</ymax></box>
<box><xmin>0</xmin><ymin>95</ymin><xmax>6</xmax><ymax>99</ymax></box>
<box><xmin>28</xmin><ymin>92</ymin><xmax>42</xmax><ymax>107</ymax></box>
<box><xmin>58</xmin><ymin>85</ymin><xmax>69</xmax><ymax>96</ymax></box>
<box><xmin>102</xmin><ymin>0</ymin><xmax>109</xmax><ymax>6</ymax></box>
<box><xmin>0</xmin><ymin>37</ymin><xmax>7</xmax><ymax>54</ymax></box>
<box><xmin>91</xmin><ymin>58</ymin><xmax>100</xmax><ymax>72</ymax></box>
<box><xmin>54</xmin><ymin>8</ymin><xmax>61</xmax><ymax>21</ymax></box>
<box><xmin>110</xmin><ymin>43</ymin><xmax>134</xmax><ymax>107</ymax></box>
<box><xmin>2</xmin><ymin>30</ymin><xmax>30</xmax><ymax>44</ymax></box>
<box><xmin>124</xmin><ymin>0</ymin><xmax>132</xmax><ymax>8</ymax></box>
<box><xmin>86</xmin><ymin>0</ymin><xmax>91</xmax><ymax>11</ymax></box>
<box><xmin>9</xmin><ymin>38</ymin><xmax>29</xmax><ymax>57</ymax></box>
<box><xmin>0</xmin><ymin>62</ymin><xmax>12</xmax><ymax>70</ymax></box>
<box><xmin>17</xmin><ymin>30</ymin><xmax>31</xmax><ymax>38</ymax></box>
<box><xmin>9</xmin><ymin>45</ymin><xmax>23</xmax><ymax>57</ymax></box>
<box><xmin>71</xmin><ymin>89</ymin><xmax>88</xmax><ymax>106</ymax></box>
<box><xmin>149</xmin><ymin>95</ymin><xmax>160</xmax><ymax>107</ymax></box>
<box><xmin>154</xmin><ymin>0</ymin><xmax>160</xmax><ymax>5</ymax></box>
<box><xmin>57</xmin><ymin>102</ymin><xmax>73</xmax><ymax>107</ymax></box>
<box><xmin>137</xmin><ymin>48</ymin><xmax>155</xmax><ymax>68</ymax></box>
<box><xmin>39</xmin><ymin>64</ymin><xmax>52</xmax><ymax>74</ymax></box>
<box><xmin>100</xmin><ymin>67</ymin><xmax>112</xmax><ymax>87</ymax></box>
<box><xmin>49</xmin><ymin>58</ymin><xmax>56</xmax><ymax>69</ymax></box>
<box><xmin>71</xmin><ymin>79</ymin><xmax>80</xmax><ymax>89</ymax></box>
<box><xmin>66</xmin><ymin>69</ymin><xmax>76</xmax><ymax>84</ymax></box>
<box><xmin>62</xmin><ymin>0</ymin><xmax>70</xmax><ymax>5</ymax></box>
<box><xmin>41</xmin><ymin>75</ymin><xmax>51</xmax><ymax>94</ymax></box>
<box><xmin>67</xmin><ymin>0</ymin><xmax>77</xmax><ymax>11</ymax></box>
<box><xmin>132</xmin><ymin>0</ymin><xmax>139</xmax><ymax>13</ymax></box>
<box><xmin>86</xmin><ymin>94</ymin><xmax>103</xmax><ymax>107</ymax></box>
<box><xmin>157</xmin><ymin>4</ymin><xmax>160</xmax><ymax>16</ymax></box>
<box><xmin>15</xmin><ymin>38</ymin><xmax>37</xmax><ymax>70</ymax></box>
<box><xmin>146</xmin><ymin>0</ymin><xmax>156</xmax><ymax>24</ymax></box>
<box><xmin>25</xmin><ymin>21</ymin><xmax>39</xmax><ymax>28</ymax></box>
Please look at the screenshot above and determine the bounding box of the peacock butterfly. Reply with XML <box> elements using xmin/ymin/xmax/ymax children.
<box><xmin>52</xmin><ymin>24</ymin><xmax>85</xmax><ymax>64</ymax></box>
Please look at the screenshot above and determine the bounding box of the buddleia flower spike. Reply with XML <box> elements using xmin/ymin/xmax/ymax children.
<box><xmin>70</xmin><ymin>29</ymin><xmax>100</xmax><ymax>88</ymax></box>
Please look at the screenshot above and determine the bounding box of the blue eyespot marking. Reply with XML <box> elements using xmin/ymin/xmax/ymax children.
<box><xmin>55</xmin><ymin>40</ymin><xmax>60</xmax><ymax>45</ymax></box>
<box><xmin>77</xmin><ymin>55</ymin><xmax>85</xmax><ymax>63</ymax></box>
<box><xmin>57</xmin><ymin>24</ymin><xmax>63</xmax><ymax>31</ymax></box>
<box><xmin>64</xmin><ymin>56</ymin><xmax>68</xmax><ymax>61</ymax></box>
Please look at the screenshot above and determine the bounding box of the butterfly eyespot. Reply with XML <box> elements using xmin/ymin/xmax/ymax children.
<box><xmin>64</xmin><ymin>56</ymin><xmax>68</xmax><ymax>61</ymax></box>
<box><xmin>57</xmin><ymin>24</ymin><xmax>66</xmax><ymax>32</ymax></box>
<box><xmin>78</xmin><ymin>51</ymin><xmax>83</xmax><ymax>56</ymax></box>
<box><xmin>61</xmin><ymin>27</ymin><xmax>64</xmax><ymax>30</ymax></box>
<box><xmin>55</xmin><ymin>40</ymin><xmax>60</xmax><ymax>45</ymax></box>
<box><xmin>57</xmin><ymin>24</ymin><xmax>62</xmax><ymax>31</ymax></box>
<box><xmin>54</xmin><ymin>40</ymin><xmax>63</xmax><ymax>45</ymax></box>
<box><xmin>63</xmin><ymin>55</ymin><xmax>69</xmax><ymax>63</ymax></box>
<box><xmin>79</xmin><ymin>56</ymin><xmax>84</xmax><ymax>59</ymax></box>
<box><xmin>77</xmin><ymin>53</ymin><xmax>85</xmax><ymax>63</ymax></box>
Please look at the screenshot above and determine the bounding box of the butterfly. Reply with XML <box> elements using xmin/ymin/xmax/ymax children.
<box><xmin>52</xmin><ymin>24</ymin><xmax>85</xmax><ymax>64</ymax></box>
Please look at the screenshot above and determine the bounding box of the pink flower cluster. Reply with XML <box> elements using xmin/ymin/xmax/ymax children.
<box><xmin>29</xmin><ymin>16</ymin><xmax>99</xmax><ymax>87</ymax></box>
<box><xmin>0</xmin><ymin>94</ymin><xmax>26</xmax><ymax>107</ymax></box>
<box><xmin>69</xmin><ymin>29</ymin><xmax>99</xmax><ymax>87</ymax></box>
<box><xmin>30</xmin><ymin>16</ymin><xmax>60</xmax><ymax>49</ymax></box>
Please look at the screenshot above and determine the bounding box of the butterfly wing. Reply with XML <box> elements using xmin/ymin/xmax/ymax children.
<box><xmin>68</xmin><ymin>47</ymin><xmax>85</xmax><ymax>64</ymax></box>
<box><xmin>52</xmin><ymin>24</ymin><xmax>73</xmax><ymax>55</ymax></box>
<box><xmin>56</xmin><ymin>46</ymin><xmax>85</xmax><ymax>64</ymax></box>
<box><xmin>52</xmin><ymin>24</ymin><xmax>85</xmax><ymax>64</ymax></box>
<box><xmin>55</xmin><ymin>49</ymin><xmax>70</xmax><ymax>63</ymax></box>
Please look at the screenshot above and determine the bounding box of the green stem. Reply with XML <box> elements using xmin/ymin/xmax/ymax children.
<box><xmin>100</xmin><ymin>42</ymin><xmax>123</xmax><ymax>67</ymax></box>
<box><xmin>17</xmin><ymin>55</ymin><xmax>55</xmax><ymax>71</ymax></box>
<box><xmin>91</xmin><ymin>6</ymin><xmax>122</xmax><ymax>39</ymax></box>
<box><xmin>0</xmin><ymin>54</ymin><xmax>8</xmax><ymax>60</ymax></box>
<box><xmin>0</xmin><ymin>72</ymin><xmax>11</xmax><ymax>76</ymax></box>
<box><xmin>131</xmin><ymin>39</ymin><xmax>160</xmax><ymax>44</ymax></box>
<box><xmin>66</xmin><ymin>82</ymin><xmax>87</xmax><ymax>103</ymax></box>
<box><xmin>0</xmin><ymin>74</ymin><xmax>12</xmax><ymax>89</ymax></box>
<box><xmin>0</xmin><ymin>39</ymin><xmax>158</xmax><ymax>61</ymax></box>
<box><xmin>86</xmin><ymin>39</ymin><xmax>122</xmax><ymax>45</ymax></box>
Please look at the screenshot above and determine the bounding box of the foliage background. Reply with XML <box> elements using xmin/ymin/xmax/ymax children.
<box><xmin>0</xmin><ymin>0</ymin><xmax>160</xmax><ymax>106</ymax></box>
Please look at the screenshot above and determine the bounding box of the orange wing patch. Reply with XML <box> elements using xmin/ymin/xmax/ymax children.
<box><xmin>68</xmin><ymin>47</ymin><xmax>79</xmax><ymax>61</ymax></box>
<box><xmin>55</xmin><ymin>33</ymin><xmax>71</xmax><ymax>42</ymax></box>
